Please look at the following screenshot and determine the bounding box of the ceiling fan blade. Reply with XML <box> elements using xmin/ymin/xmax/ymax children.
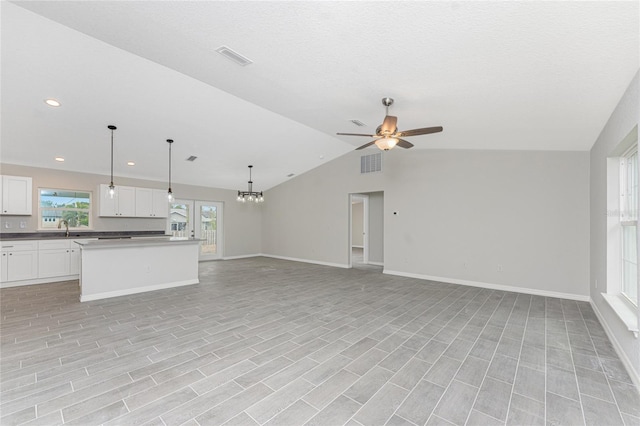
<box><xmin>396</xmin><ymin>139</ymin><xmax>414</xmax><ymax>149</ymax></box>
<box><xmin>337</xmin><ymin>132</ymin><xmax>376</xmax><ymax>137</ymax></box>
<box><xmin>380</xmin><ymin>115</ymin><xmax>398</xmax><ymax>135</ymax></box>
<box><xmin>355</xmin><ymin>140</ymin><xmax>377</xmax><ymax>150</ymax></box>
<box><xmin>398</xmin><ymin>126</ymin><xmax>443</xmax><ymax>137</ymax></box>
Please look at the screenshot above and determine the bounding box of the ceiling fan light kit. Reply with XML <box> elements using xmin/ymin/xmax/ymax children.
<box><xmin>237</xmin><ymin>165</ymin><xmax>264</xmax><ymax>203</ymax></box>
<box><xmin>337</xmin><ymin>97</ymin><xmax>443</xmax><ymax>151</ymax></box>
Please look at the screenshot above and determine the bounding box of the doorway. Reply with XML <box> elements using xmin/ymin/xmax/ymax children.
<box><xmin>350</xmin><ymin>194</ymin><xmax>369</xmax><ymax>266</ymax></box>
<box><xmin>349</xmin><ymin>192</ymin><xmax>384</xmax><ymax>270</ymax></box>
<box><xmin>168</xmin><ymin>199</ymin><xmax>223</xmax><ymax>261</ymax></box>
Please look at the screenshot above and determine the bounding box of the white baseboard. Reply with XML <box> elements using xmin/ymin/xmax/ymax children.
<box><xmin>80</xmin><ymin>279</ymin><xmax>199</xmax><ymax>302</ymax></box>
<box><xmin>590</xmin><ymin>298</ymin><xmax>640</xmax><ymax>389</ymax></box>
<box><xmin>368</xmin><ymin>261</ymin><xmax>384</xmax><ymax>266</ymax></box>
<box><xmin>221</xmin><ymin>254</ymin><xmax>262</xmax><ymax>260</ymax></box>
<box><xmin>383</xmin><ymin>269</ymin><xmax>590</xmax><ymax>302</ymax></box>
<box><xmin>1</xmin><ymin>275</ymin><xmax>78</xmax><ymax>288</ymax></box>
<box><xmin>261</xmin><ymin>254</ymin><xmax>349</xmax><ymax>269</ymax></box>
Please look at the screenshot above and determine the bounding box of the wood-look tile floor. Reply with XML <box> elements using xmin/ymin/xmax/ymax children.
<box><xmin>1</xmin><ymin>257</ymin><xmax>639</xmax><ymax>426</ymax></box>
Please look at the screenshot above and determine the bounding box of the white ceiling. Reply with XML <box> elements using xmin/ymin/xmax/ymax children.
<box><xmin>2</xmin><ymin>1</ymin><xmax>638</xmax><ymax>191</ymax></box>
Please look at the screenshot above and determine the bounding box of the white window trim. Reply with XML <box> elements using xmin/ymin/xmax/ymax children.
<box><xmin>605</xmin><ymin>127</ymin><xmax>639</xmax><ymax>337</ymax></box>
<box><xmin>38</xmin><ymin>188</ymin><xmax>93</xmax><ymax>231</ymax></box>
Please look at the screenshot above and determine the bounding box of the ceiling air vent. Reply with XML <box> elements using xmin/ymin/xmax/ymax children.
<box><xmin>186</xmin><ymin>156</ymin><xmax>197</xmax><ymax>162</ymax></box>
<box><xmin>215</xmin><ymin>46</ymin><xmax>253</xmax><ymax>66</ymax></box>
<box><xmin>361</xmin><ymin>153</ymin><xmax>382</xmax><ymax>174</ymax></box>
<box><xmin>350</xmin><ymin>119</ymin><xmax>366</xmax><ymax>127</ymax></box>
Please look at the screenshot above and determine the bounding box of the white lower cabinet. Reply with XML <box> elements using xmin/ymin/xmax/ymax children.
<box><xmin>1</xmin><ymin>251</ymin><xmax>7</xmax><ymax>282</ymax></box>
<box><xmin>1</xmin><ymin>239</ymin><xmax>88</xmax><ymax>286</ymax></box>
<box><xmin>70</xmin><ymin>246</ymin><xmax>80</xmax><ymax>275</ymax></box>
<box><xmin>38</xmin><ymin>240</ymin><xmax>82</xmax><ymax>279</ymax></box>
<box><xmin>1</xmin><ymin>241</ymin><xmax>38</xmax><ymax>283</ymax></box>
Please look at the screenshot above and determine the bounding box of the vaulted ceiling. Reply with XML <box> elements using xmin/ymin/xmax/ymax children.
<box><xmin>2</xmin><ymin>1</ymin><xmax>638</xmax><ymax>190</ymax></box>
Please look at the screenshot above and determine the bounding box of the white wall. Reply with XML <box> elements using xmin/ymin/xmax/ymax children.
<box><xmin>0</xmin><ymin>163</ymin><xmax>262</xmax><ymax>257</ymax></box>
<box><xmin>589</xmin><ymin>71</ymin><xmax>639</xmax><ymax>384</ymax></box>
<box><xmin>262</xmin><ymin>148</ymin><xmax>590</xmax><ymax>300</ymax></box>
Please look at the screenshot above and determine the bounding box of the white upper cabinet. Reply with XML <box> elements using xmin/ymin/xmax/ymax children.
<box><xmin>99</xmin><ymin>184</ymin><xmax>136</xmax><ymax>217</ymax></box>
<box><xmin>134</xmin><ymin>188</ymin><xmax>168</xmax><ymax>218</ymax></box>
<box><xmin>1</xmin><ymin>175</ymin><xmax>32</xmax><ymax>215</ymax></box>
<box><xmin>151</xmin><ymin>189</ymin><xmax>168</xmax><ymax>218</ymax></box>
<box><xmin>135</xmin><ymin>188</ymin><xmax>153</xmax><ymax>217</ymax></box>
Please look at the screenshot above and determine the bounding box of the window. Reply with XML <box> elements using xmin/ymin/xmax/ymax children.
<box><xmin>620</xmin><ymin>147</ymin><xmax>638</xmax><ymax>305</ymax></box>
<box><xmin>39</xmin><ymin>189</ymin><xmax>92</xmax><ymax>229</ymax></box>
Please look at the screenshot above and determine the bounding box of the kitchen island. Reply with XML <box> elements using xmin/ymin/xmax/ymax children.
<box><xmin>75</xmin><ymin>237</ymin><xmax>200</xmax><ymax>302</ymax></box>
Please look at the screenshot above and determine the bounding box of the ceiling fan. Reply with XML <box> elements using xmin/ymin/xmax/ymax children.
<box><xmin>337</xmin><ymin>97</ymin><xmax>443</xmax><ymax>151</ymax></box>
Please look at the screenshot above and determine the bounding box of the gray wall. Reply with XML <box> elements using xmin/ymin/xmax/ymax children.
<box><xmin>367</xmin><ymin>191</ymin><xmax>384</xmax><ymax>264</ymax></box>
<box><xmin>589</xmin><ymin>71</ymin><xmax>639</xmax><ymax>383</ymax></box>
<box><xmin>0</xmin><ymin>163</ymin><xmax>262</xmax><ymax>257</ymax></box>
<box><xmin>262</xmin><ymin>148</ymin><xmax>590</xmax><ymax>299</ymax></box>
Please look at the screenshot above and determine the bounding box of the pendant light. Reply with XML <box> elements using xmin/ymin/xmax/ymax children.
<box><xmin>107</xmin><ymin>125</ymin><xmax>117</xmax><ymax>198</ymax></box>
<box><xmin>237</xmin><ymin>165</ymin><xmax>264</xmax><ymax>203</ymax></box>
<box><xmin>166</xmin><ymin>139</ymin><xmax>174</xmax><ymax>202</ymax></box>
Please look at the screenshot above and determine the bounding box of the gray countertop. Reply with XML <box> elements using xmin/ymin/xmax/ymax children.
<box><xmin>0</xmin><ymin>231</ymin><xmax>168</xmax><ymax>241</ymax></box>
<box><xmin>76</xmin><ymin>237</ymin><xmax>201</xmax><ymax>249</ymax></box>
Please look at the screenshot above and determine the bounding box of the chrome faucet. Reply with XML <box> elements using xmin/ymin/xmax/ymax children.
<box><xmin>58</xmin><ymin>219</ymin><xmax>69</xmax><ymax>237</ymax></box>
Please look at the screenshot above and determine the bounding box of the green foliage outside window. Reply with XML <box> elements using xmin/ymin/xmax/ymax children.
<box><xmin>39</xmin><ymin>189</ymin><xmax>92</xmax><ymax>229</ymax></box>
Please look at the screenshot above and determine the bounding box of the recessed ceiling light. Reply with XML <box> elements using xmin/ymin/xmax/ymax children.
<box><xmin>215</xmin><ymin>46</ymin><xmax>253</xmax><ymax>66</ymax></box>
<box><xmin>45</xmin><ymin>99</ymin><xmax>61</xmax><ymax>107</ymax></box>
<box><xmin>54</xmin><ymin>157</ymin><xmax>64</xmax><ymax>162</ymax></box>
<box><xmin>127</xmin><ymin>161</ymin><xmax>135</xmax><ymax>166</ymax></box>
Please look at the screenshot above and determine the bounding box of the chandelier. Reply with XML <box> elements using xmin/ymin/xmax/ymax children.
<box><xmin>237</xmin><ymin>165</ymin><xmax>264</xmax><ymax>203</ymax></box>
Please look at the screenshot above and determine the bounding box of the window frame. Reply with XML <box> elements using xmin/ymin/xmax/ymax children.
<box><xmin>38</xmin><ymin>188</ymin><xmax>93</xmax><ymax>231</ymax></box>
<box><xmin>619</xmin><ymin>145</ymin><xmax>638</xmax><ymax>306</ymax></box>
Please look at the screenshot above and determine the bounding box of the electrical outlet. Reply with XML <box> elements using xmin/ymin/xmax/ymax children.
<box><xmin>497</xmin><ymin>264</ymin><xmax>503</xmax><ymax>272</ymax></box>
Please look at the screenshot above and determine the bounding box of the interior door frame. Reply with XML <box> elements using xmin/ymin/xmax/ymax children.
<box><xmin>349</xmin><ymin>193</ymin><xmax>369</xmax><ymax>267</ymax></box>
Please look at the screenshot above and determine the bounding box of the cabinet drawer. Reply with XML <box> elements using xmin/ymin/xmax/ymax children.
<box><xmin>1</xmin><ymin>241</ymin><xmax>38</xmax><ymax>251</ymax></box>
<box><xmin>39</xmin><ymin>240</ymin><xmax>71</xmax><ymax>250</ymax></box>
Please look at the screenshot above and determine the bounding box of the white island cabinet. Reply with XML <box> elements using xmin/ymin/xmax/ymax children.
<box><xmin>76</xmin><ymin>237</ymin><xmax>200</xmax><ymax>302</ymax></box>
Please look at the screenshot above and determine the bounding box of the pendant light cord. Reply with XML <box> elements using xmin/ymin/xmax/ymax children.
<box><xmin>110</xmin><ymin>128</ymin><xmax>114</xmax><ymax>186</ymax></box>
<box><xmin>107</xmin><ymin>125</ymin><xmax>117</xmax><ymax>190</ymax></box>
